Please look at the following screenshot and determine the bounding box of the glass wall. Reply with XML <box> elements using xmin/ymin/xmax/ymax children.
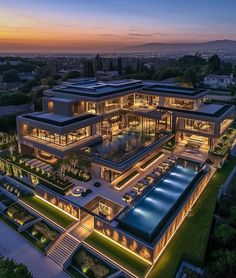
<box><xmin>165</xmin><ymin>98</ymin><xmax>195</xmax><ymax>110</ymax></box>
<box><xmin>123</xmin><ymin>94</ymin><xmax>159</xmax><ymax>109</ymax></box>
<box><xmin>220</xmin><ymin>114</ymin><xmax>234</xmax><ymax>134</ymax></box>
<box><xmin>177</xmin><ymin>117</ymin><xmax>214</xmax><ymax>135</ymax></box>
<box><xmin>29</xmin><ymin>126</ymin><xmax>92</xmax><ymax>147</ymax></box>
<box><xmin>100</xmin><ymin>166</ymin><xmax>121</xmax><ymax>182</ymax></box>
<box><xmin>104</xmin><ymin>98</ymin><xmax>121</xmax><ymax>112</ymax></box>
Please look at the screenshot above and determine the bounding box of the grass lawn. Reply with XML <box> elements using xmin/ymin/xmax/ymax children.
<box><xmin>20</xmin><ymin>196</ymin><xmax>75</xmax><ymax>229</ymax></box>
<box><xmin>148</xmin><ymin>156</ymin><xmax>236</xmax><ymax>278</ymax></box>
<box><xmin>85</xmin><ymin>231</ymin><xmax>151</xmax><ymax>277</ymax></box>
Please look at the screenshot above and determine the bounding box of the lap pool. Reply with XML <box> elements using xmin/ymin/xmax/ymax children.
<box><xmin>118</xmin><ymin>161</ymin><xmax>200</xmax><ymax>243</ymax></box>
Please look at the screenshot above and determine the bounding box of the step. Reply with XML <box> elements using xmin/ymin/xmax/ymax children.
<box><xmin>48</xmin><ymin>234</ymin><xmax>80</xmax><ymax>267</ymax></box>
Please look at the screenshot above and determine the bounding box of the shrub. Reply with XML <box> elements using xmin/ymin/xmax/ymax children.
<box><xmin>214</xmin><ymin>224</ymin><xmax>236</xmax><ymax>248</ymax></box>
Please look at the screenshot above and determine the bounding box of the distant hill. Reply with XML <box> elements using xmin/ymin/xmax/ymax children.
<box><xmin>121</xmin><ymin>40</ymin><xmax>236</xmax><ymax>52</ymax></box>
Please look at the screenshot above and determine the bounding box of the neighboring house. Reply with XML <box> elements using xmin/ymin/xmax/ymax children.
<box><xmin>204</xmin><ymin>74</ymin><xmax>235</xmax><ymax>89</ymax></box>
<box><xmin>18</xmin><ymin>72</ymin><xmax>36</xmax><ymax>81</ymax></box>
<box><xmin>95</xmin><ymin>70</ymin><xmax>119</xmax><ymax>81</ymax></box>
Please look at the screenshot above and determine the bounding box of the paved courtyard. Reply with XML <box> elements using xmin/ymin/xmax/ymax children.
<box><xmin>0</xmin><ymin>221</ymin><xmax>69</xmax><ymax>278</ymax></box>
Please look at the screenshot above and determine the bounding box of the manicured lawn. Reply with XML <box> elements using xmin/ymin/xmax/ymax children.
<box><xmin>20</xmin><ymin>196</ymin><xmax>75</xmax><ymax>229</ymax></box>
<box><xmin>85</xmin><ymin>231</ymin><xmax>150</xmax><ymax>277</ymax></box>
<box><xmin>148</xmin><ymin>156</ymin><xmax>236</xmax><ymax>278</ymax></box>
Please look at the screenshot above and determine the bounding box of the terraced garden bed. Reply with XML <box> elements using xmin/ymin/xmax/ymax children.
<box><xmin>21</xmin><ymin>220</ymin><xmax>60</xmax><ymax>252</ymax></box>
<box><xmin>68</xmin><ymin>245</ymin><xmax>117</xmax><ymax>278</ymax></box>
<box><xmin>4</xmin><ymin>203</ymin><xmax>36</xmax><ymax>226</ymax></box>
<box><xmin>20</xmin><ymin>196</ymin><xmax>75</xmax><ymax>229</ymax></box>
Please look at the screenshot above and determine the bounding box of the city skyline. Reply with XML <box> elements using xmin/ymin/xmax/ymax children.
<box><xmin>1</xmin><ymin>0</ymin><xmax>236</xmax><ymax>52</ymax></box>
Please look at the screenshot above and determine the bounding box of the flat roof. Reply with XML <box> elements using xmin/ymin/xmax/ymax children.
<box><xmin>159</xmin><ymin>104</ymin><xmax>233</xmax><ymax>118</ymax></box>
<box><xmin>45</xmin><ymin>79</ymin><xmax>211</xmax><ymax>100</ymax></box>
<box><xmin>23</xmin><ymin>112</ymin><xmax>97</xmax><ymax>127</ymax></box>
<box><xmin>197</xmin><ymin>104</ymin><xmax>226</xmax><ymax>114</ymax></box>
<box><xmin>143</xmin><ymin>84</ymin><xmax>207</xmax><ymax>96</ymax></box>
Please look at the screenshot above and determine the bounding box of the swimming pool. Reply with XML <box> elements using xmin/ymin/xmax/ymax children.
<box><xmin>118</xmin><ymin>162</ymin><xmax>199</xmax><ymax>243</ymax></box>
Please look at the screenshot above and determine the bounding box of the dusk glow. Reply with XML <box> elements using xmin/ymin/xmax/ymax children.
<box><xmin>1</xmin><ymin>0</ymin><xmax>236</xmax><ymax>52</ymax></box>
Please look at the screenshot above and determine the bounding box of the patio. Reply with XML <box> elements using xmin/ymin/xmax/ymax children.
<box><xmin>65</xmin><ymin>152</ymin><xmax>170</xmax><ymax>215</ymax></box>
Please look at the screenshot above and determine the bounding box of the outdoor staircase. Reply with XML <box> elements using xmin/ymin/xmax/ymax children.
<box><xmin>48</xmin><ymin>234</ymin><xmax>80</xmax><ymax>267</ymax></box>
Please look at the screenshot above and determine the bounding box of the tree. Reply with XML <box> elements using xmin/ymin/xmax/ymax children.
<box><xmin>157</xmin><ymin>67</ymin><xmax>181</xmax><ymax>81</ymax></box>
<box><xmin>210</xmin><ymin>249</ymin><xmax>236</xmax><ymax>278</ymax></box>
<box><xmin>109</xmin><ymin>59</ymin><xmax>114</xmax><ymax>71</ymax></box>
<box><xmin>178</xmin><ymin>54</ymin><xmax>206</xmax><ymax>67</ymax></box>
<box><xmin>207</xmin><ymin>54</ymin><xmax>221</xmax><ymax>74</ymax></box>
<box><xmin>83</xmin><ymin>61</ymin><xmax>94</xmax><ymax>77</ymax></box>
<box><xmin>117</xmin><ymin>57</ymin><xmax>122</xmax><ymax>75</ymax></box>
<box><xmin>214</xmin><ymin>224</ymin><xmax>236</xmax><ymax>247</ymax></box>
<box><xmin>0</xmin><ymin>256</ymin><xmax>33</xmax><ymax>278</ymax></box>
<box><xmin>182</xmin><ymin>67</ymin><xmax>199</xmax><ymax>86</ymax></box>
<box><xmin>2</xmin><ymin>70</ymin><xmax>18</xmax><ymax>83</ymax></box>
<box><xmin>94</xmin><ymin>54</ymin><xmax>103</xmax><ymax>71</ymax></box>
<box><xmin>65</xmin><ymin>70</ymin><xmax>81</xmax><ymax>80</ymax></box>
<box><xmin>221</xmin><ymin>62</ymin><xmax>233</xmax><ymax>75</ymax></box>
<box><xmin>229</xmin><ymin>206</ymin><xmax>236</xmax><ymax>228</ymax></box>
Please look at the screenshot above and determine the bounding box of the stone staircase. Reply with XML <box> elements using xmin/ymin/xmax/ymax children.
<box><xmin>48</xmin><ymin>234</ymin><xmax>80</xmax><ymax>267</ymax></box>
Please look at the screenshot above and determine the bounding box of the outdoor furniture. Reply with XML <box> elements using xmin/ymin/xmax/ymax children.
<box><xmin>93</xmin><ymin>182</ymin><xmax>101</xmax><ymax>187</ymax></box>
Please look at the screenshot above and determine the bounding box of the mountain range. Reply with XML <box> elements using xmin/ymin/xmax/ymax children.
<box><xmin>120</xmin><ymin>40</ymin><xmax>236</xmax><ymax>52</ymax></box>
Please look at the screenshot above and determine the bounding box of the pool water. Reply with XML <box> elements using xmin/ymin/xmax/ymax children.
<box><xmin>118</xmin><ymin>163</ymin><xmax>198</xmax><ymax>243</ymax></box>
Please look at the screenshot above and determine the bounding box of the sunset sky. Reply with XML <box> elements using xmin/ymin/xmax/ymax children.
<box><xmin>0</xmin><ymin>0</ymin><xmax>236</xmax><ymax>52</ymax></box>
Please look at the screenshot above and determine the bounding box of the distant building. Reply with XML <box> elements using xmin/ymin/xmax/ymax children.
<box><xmin>95</xmin><ymin>70</ymin><xmax>119</xmax><ymax>81</ymax></box>
<box><xmin>204</xmin><ymin>74</ymin><xmax>235</xmax><ymax>89</ymax></box>
<box><xmin>18</xmin><ymin>72</ymin><xmax>36</xmax><ymax>81</ymax></box>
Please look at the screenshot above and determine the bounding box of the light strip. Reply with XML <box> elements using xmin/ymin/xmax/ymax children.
<box><xmin>35</xmin><ymin>195</ymin><xmax>78</xmax><ymax>220</ymax></box>
<box><xmin>19</xmin><ymin>199</ymin><xmax>66</xmax><ymax>231</ymax></box>
<box><xmin>144</xmin><ymin>167</ymin><xmax>215</xmax><ymax>278</ymax></box>
<box><xmin>94</xmin><ymin>230</ymin><xmax>152</xmax><ymax>265</ymax></box>
<box><xmin>83</xmin><ymin>240</ymin><xmax>141</xmax><ymax>278</ymax></box>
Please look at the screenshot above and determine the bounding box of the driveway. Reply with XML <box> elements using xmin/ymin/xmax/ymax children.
<box><xmin>0</xmin><ymin>221</ymin><xmax>69</xmax><ymax>278</ymax></box>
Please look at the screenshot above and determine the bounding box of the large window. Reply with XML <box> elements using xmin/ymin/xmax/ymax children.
<box><xmin>29</xmin><ymin>126</ymin><xmax>92</xmax><ymax>147</ymax></box>
<box><xmin>104</xmin><ymin>98</ymin><xmax>121</xmax><ymax>112</ymax></box>
<box><xmin>220</xmin><ymin>114</ymin><xmax>233</xmax><ymax>134</ymax></box>
<box><xmin>177</xmin><ymin>117</ymin><xmax>214</xmax><ymax>135</ymax></box>
<box><xmin>166</xmin><ymin>98</ymin><xmax>195</xmax><ymax>110</ymax></box>
<box><xmin>123</xmin><ymin>94</ymin><xmax>159</xmax><ymax>109</ymax></box>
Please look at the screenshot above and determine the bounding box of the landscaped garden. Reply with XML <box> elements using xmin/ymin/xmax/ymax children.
<box><xmin>3</xmin><ymin>203</ymin><xmax>35</xmax><ymax>227</ymax></box>
<box><xmin>85</xmin><ymin>231</ymin><xmax>150</xmax><ymax>277</ymax></box>
<box><xmin>203</xmin><ymin>166</ymin><xmax>236</xmax><ymax>277</ymax></box>
<box><xmin>161</xmin><ymin>138</ymin><xmax>175</xmax><ymax>151</ymax></box>
<box><xmin>67</xmin><ymin>246</ymin><xmax>117</xmax><ymax>278</ymax></box>
<box><xmin>0</xmin><ymin>151</ymin><xmax>73</xmax><ymax>195</ymax></box>
<box><xmin>210</xmin><ymin>126</ymin><xmax>236</xmax><ymax>157</ymax></box>
<box><xmin>55</xmin><ymin>154</ymin><xmax>91</xmax><ymax>182</ymax></box>
<box><xmin>20</xmin><ymin>195</ymin><xmax>75</xmax><ymax>229</ymax></box>
<box><xmin>0</xmin><ymin>181</ymin><xmax>30</xmax><ymax>198</ymax></box>
<box><xmin>0</xmin><ymin>132</ymin><xmax>17</xmax><ymax>150</ymax></box>
<box><xmin>147</xmin><ymin>155</ymin><xmax>236</xmax><ymax>278</ymax></box>
<box><xmin>21</xmin><ymin>220</ymin><xmax>60</xmax><ymax>252</ymax></box>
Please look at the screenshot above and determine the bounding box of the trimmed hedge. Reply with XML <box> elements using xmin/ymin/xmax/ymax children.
<box><xmin>116</xmin><ymin>171</ymin><xmax>138</xmax><ymax>189</ymax></box>
<box><xmin>140</xmin><ymin>152</ymin><xmax>163</xmax><ymax>170</ymax></box>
